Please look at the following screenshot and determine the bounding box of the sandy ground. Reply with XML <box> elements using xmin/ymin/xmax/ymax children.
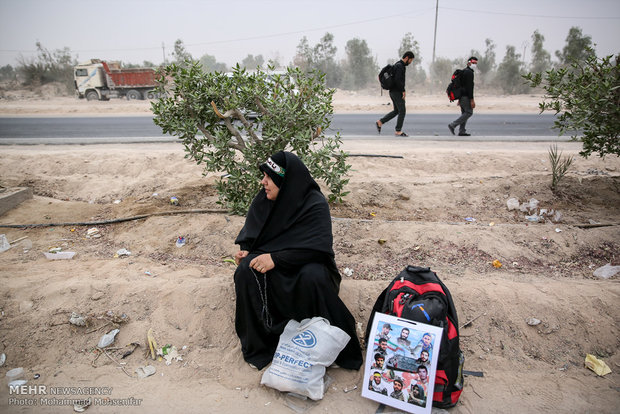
<box><xmin>0</xmin><ymin>93</ymin><xmax>619</xmax><ymax>414</ymax></box>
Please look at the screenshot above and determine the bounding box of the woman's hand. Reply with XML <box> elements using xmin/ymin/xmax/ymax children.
<box><xmin>234</xmin><ymin>250</ymin><xmax>249</xmax><ymax>265</ymax></box>
<box><xmin>250</xmin><ymin>253</ymin><xmax>275</xmax><ymax>273</ymax></box>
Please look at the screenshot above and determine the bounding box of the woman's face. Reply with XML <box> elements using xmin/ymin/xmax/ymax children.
<box><xmin>261</xmin><ymin>172</ymin><xmax>280</xmax><ymax>201</ymax></box>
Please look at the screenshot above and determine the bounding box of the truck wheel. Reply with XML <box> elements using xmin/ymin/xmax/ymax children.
<box><xmin>85</xmin><ymin>91</ymin><xmax>99</xmax><ymax>101</ymax></box>
<box><xmin>144</xmin><ymin>90</ymin><xmax>157</xmax><ymax>100</ymax></box>
<box><xmin>126</xmin><ymin>90</ymin><xmax>142</xmax><ymax>100</ymax></box>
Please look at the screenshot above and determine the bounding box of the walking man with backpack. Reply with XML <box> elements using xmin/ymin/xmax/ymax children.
<box><xmin>376</xmin><ymin>51</ymin><xmax>415</xmax><ymax>137</ymax></box>
<box><xmin>448</xmin><ymin>56</ymin><xmax>477</xmax><ymax>136</ymax></box>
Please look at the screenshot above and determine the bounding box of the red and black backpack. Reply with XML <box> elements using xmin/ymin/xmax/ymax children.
<box><xmin>366</xmin><ymin>265</ymin><xmax>465</xmax><ymax>408</ymax></box>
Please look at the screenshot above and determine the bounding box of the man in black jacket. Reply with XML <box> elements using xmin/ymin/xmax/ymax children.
<box><xmin>449</xmin><ymin>56</ymin><xmax>477</xmax><ymax>136</ymax></box>
<box><xmin>376</xmin><ymin>51</ymin><xmax>415</xmax><ymax>137</ymax></box>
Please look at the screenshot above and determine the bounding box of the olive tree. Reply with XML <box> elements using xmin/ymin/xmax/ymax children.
<box><xmin>151</xmin><ymin>62</ymin><xmax>350</xmax><ymax>214</ymax></box>
<box><xmin>524</xmin><ymin>50</ymin><xmax>619</xmax><ymax>158</ymax></box>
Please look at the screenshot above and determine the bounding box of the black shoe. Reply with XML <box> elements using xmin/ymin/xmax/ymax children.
<box><xmin>396</xmin><ymin>132</ymin><xmax>409</xmax><ymax>137</ymax></box>
<box><xmin>375</xmin><ymin>121</ymin><xmax>382</xmax><ymax>134</ymax></box>
<box><xmin>458</xmin><ymin>132</ymin><xmax>471</xmax><ymax>136</ymax></box>
<box><xmin>448</xmin><ymin>125</ymin><xmax>455</xmax><ymax>135</ymax></box>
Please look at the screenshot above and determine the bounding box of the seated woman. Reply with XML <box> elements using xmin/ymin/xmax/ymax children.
<box><xmin>233</xmin><ymin>151</ymin><xmax>363</xmax><ymax>370</ymax></box>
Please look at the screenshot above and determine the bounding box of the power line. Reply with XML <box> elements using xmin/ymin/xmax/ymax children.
<box><xmin>441</xmin><ymin>6</ymin><xmax>620</xmax><ymax>20</ymax></box>
<box><xmin>0</xmin><ymin>8</ymin><xmax>436</xmax><ymax>55</ymax></box>
<box><xmin>183</xmin><ymin>8</ymin><xmax>435</xmax><ymax>48</ymax></box>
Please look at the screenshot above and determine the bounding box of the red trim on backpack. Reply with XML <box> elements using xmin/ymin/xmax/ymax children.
<box><xmin>392</xmin><ymin>280</ymin><xmax>445</xmax><ymax>296</ymax></box>
<box><xmin>451</xmin><ymin>389</ymin><xmax>463</xmax><ymax>404</ymax></box>
<box><xmin>447</xmin><ymin>319</ymin><xmax>457</xmax><ymax>340</ymax></box>
<box><xmin>435</xmin><ymin>369</ymin><xmax>448</xmax><ymax>385</ymax></box>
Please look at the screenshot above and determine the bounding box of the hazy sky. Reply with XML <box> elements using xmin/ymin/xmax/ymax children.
<box><xmin>0</xmin><ymin>0</ymin><xmax>618</xmax><ymax>70</ymax></box>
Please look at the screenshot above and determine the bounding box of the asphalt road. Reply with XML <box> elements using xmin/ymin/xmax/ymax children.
<box><xmin>0</xmin><ymin>114</ymin><xmax>571</xmax><ymax>145</ymax></box>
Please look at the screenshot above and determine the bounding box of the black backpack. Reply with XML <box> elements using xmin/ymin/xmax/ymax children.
<box><xmin>446</xmin><ymin>69</ymin><xmax>464</xmax><ymax>102</ymax></box>
<box><xmin>378</xmin><ymin>63</ymin><xmax>395</xmax><ymax>90</ymax></box>
<box><xmin>366</xmin><ymin>265</ymin><xmax>465</xmax><ymax>408</ymax></box>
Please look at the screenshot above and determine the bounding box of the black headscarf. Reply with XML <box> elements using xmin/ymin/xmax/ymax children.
<box><xmin>235</xmin><ymin>151</ymin><xmax>334</xmax><ymax>257</ymax></box>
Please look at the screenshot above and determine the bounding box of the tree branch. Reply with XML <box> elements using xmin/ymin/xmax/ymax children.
<box><xmin>254</xmin><ymin>97</ymin><xmax>271</xmax><ymax>117</ymax></box>
<box><xmin>210</xmin><ymin>101</ymin><xmax>246</xmax><ymax>150</ymax></box>
<box><xmin>232</xmin><ymin>109</ymin><xmax>260</xmax><ymax>143</ymax></box>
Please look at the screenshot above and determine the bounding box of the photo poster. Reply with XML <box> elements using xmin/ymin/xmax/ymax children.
<box><xmin>361</xmin><ymin>312</ymin><xmax>443</xmax><ymax>414</ymax></box>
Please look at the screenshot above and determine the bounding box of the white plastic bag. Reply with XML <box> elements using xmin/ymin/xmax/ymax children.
<box><xmin>260</xmin><ymin>317</ymin><xmax>350</xmax><ymax>400</ymax></box>
<box><xmin>0</xmin><ymin>234</ymin><xmax>10</xmax><ymax>253</ymax></box>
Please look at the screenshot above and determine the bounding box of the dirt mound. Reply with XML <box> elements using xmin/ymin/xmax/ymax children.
<box><xmin>0</xmin><ymin>141</ymin><xmax>619</xmax><ymax>413</ymax></box>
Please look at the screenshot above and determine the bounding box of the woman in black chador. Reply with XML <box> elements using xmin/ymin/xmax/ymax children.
<box><xmin>233</xmin><ymin>151</ymin><xmax>362</xmax><ymax>370</ymax></box>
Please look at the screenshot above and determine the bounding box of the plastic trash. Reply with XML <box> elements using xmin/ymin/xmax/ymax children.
<box><xmin>74</xmin><ymin>400</ymin><xmax>91</xmax><ymax>413</ymax></box>
<box><xmin>0</xmin><ymin>234</ymin><xmax>10</xmax><ymax>253</ymax></box>
<box><xmin>0</xmin><ymin>353</ymin><xmax>5</xmax><ymax>367</ymax></box>
<box><xmin>175</xmin><ymin>236</ymin><xmax>186</xmax><ymax>248</ymax></box>
<box><xmin>492</xmin><ymin>260</ymin><xmax>502</xmax><ymax>268</ymax></box>
<box><xmin>526</xmin><ymin>317</ymin><xmax>541</xmax><ymax>326</ymax></box>
<box><xmin>506</xmin><ymin>198</ymin><xmax>520</xmax><ymax>211</ymax></box>
<box><xmin>593</xmin><ymin>264</ymin><xmax>620</xmax><ymax>279</ymax></box>
<box><xmin>115</xmin><ymin>248</ymin><xmax>131</xmax><ymax>258</ymax></box>
<box><xmin>69</xmin><ymin>312</ymin><xmax>87</xmax><ymax>327</ymax></box>
<box><xmin>97</xmin><ymin>329</ymin><xmax>120</xmax><ymax>348</ymax></box>
<box><xmin>44</xmin><ymin>251</ymin><xmax>76</xmax><ymax>260</ymax></box>
<box><xmin>170</xmin><ymin>196</ymin><xmax>179</xmax><ymax>206</ymax></box>
<box><xmin>135</xmin><ymin>365</ymin><xmax>156</xmax><ymax>379</ymax></box>
<box><xmin>6</xmin><ymin>368</ymin><xmax>26</xmax><ymax>387</ymax></box>
<box><xmin>86</xmin><ymin>228</ymin><xmax>101</xmax><ymax>238</ymax></box>
<box><xmin>525</xmin><ymin>214</ymin><xmax>540</xmax><ymax>222</ymax></box>
<box><xmin>585</xmin><ymin>354</ymin><xmax>612</xmax><ymax>376</ymax></box>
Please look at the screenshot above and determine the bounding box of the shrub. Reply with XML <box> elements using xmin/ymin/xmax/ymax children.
<box><xmin>151</xmin><ymin>62</ymin><xmax>350</xmax><ymax>214</ymax></box>
<box><xmin>524</xmin><ymin>50</ymin><xmax>620</xmax><ymax>158</ymax></box>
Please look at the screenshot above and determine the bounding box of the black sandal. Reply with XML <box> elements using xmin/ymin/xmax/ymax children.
<box><xmin>396</xmin><ymin>132</ymin><xmax>408</xmax><ymax>137</ymax></box>
<box><xmin>375</xmin><ymin>121</ymin><xmax>381</xmax><ymax>133</ymax></box>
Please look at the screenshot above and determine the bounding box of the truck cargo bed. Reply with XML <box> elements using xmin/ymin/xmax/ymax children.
<box><xmin>102</xmin><ymin>62</ymin><xmax>156</xmax><ymax>87</ymax></box>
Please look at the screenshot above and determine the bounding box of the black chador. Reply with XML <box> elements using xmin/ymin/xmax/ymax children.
<box><xmin>233</xmin><ymin>151</ymin><xmax>362</xmax><ymax>370</ymax></box>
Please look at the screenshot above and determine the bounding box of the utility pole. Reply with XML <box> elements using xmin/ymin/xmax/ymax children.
<box><xmin>432</xmin><ymin>0</ymin><xmax>439</xmax><ymax>91</ymax></box>
<box><xmin>162</xmin><ymin>42</ymin><xmax>166</xmax><ymax>64</ymax></box>
<box><xmin>432</xmin><ymin>0</ymin><xmax>438</xmax><ymax>66</ymax></box>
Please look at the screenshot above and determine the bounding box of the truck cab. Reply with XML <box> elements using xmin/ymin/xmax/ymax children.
<box><xmin>74</xmin><ymin>60</ymin><xmax>108</xmax><ymax>101</ymax></box>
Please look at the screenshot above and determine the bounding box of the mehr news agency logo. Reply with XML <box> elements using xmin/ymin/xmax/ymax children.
<box><xmin>8</xmin><ymin>384</ymin><xmax>142</xmax><ymax>408</ymax></box>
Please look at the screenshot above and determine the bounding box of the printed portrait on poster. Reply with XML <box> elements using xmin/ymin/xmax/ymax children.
<box><xmin>361</xmin><ymin>312</ymin><xmax>443</xmax><ymax>414</ymax></box>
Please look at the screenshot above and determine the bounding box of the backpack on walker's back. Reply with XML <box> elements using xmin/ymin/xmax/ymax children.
<box><xmin>366</xmin><ymin>265</ymin><xmax>465</xmax><ymax>408</ymax></box>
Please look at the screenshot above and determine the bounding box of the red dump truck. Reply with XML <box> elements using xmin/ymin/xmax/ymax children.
<box><xmin>74</xmin><ymin>59</ymin><xmax>159</xmax><ymax>101</ymax></box>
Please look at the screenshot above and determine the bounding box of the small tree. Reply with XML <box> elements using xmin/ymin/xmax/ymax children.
<box><xmin>548</xmin><ymin>144</ymin><xmax>573</xmax><ymax>192</ymax></box>
<box><xmin>172</xmin><ymin>39</ymin><xmax>193</xmax><ymax>65</ymax></box>
<box><xmin>495</xmin><ymin>45</ymin><xmax>530</xmax><ymax>94</ymax></box>
<box><xmin>524</xmin><ymin>50</ymin><xmax>619</xmax><ymax>158</ymax></box>
<box><xmin>17</xmin><ymin>42</ymin><xmax>76</xmax><ymax>93</ymax></box>
<box><xmin>555</xmin><ymin>27</ymin><xmax>595</xmax><ymax>68</ymax></box>
<box><xmin>198</xmin><ymin>54</ymin><xmax>228</xmax><ymax>73</ymax></box>
<box><xmin>479</xmin><ymin>38</ymin><xmax>497</xmax><ymax>83</ymax></box>
<box><xmin>340</xmin><ymin>38</ymin><xmax>377</xmax><ymax>90</ymax></box>
<box><xmin>240</xmin><ymin>54</ymin><xmax>265</xmax><ymax>70</ymax></box>
<box><xmin>429</xmin><ymin>56</ymin><xmax>458</xmax><ymax>90</ymax></box>
<box><xmin>151</xmin><ymin>62</ymin><xmax>350</xmax><ymax>214</ymax></box>
<box><xmin>398</xmin><ymin>32</ymin><xmax>426</xmax><ymax>88</ymax></box>
<box><xmin>530</xmin><ymin>30</ymin><xmax>551</xmax><ymax>75</ymax></box>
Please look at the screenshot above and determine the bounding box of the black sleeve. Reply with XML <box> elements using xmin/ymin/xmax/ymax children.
<box><xmin>271</xmin><ymin>249</ymin><xmax>330</xmax><ymax>271</ymax></box>
<box><xmin>463</xmin><ymin>69</ymin><xmax>474</xmax><ymax>99</ymax></box>
<box><xmin>393</xmin><ymin>61</ymin><xmax>406</xmax><ymax>92</ymax></box>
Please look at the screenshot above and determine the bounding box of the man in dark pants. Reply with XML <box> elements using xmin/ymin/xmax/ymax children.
<box><xmin>449</xmin><ymin>56</ymin><xmax>477</xmax><ymax>136</ymax></box>
<box><xmin>376</xmin><ymin>51</ymin><xmax>415</xmax><ymax>137</ymax></box>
